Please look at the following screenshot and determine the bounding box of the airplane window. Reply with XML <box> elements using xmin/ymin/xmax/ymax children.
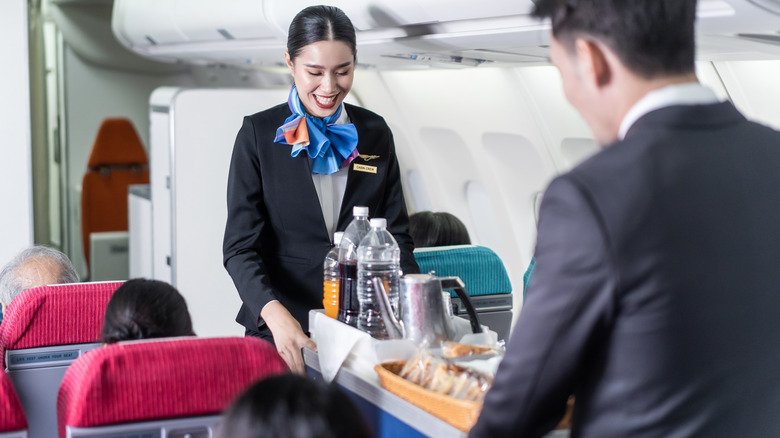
<box><xmin>560</xmin><ymin>138</ymin><xmax>599</xmax><ymax>168</ymax></box>
<box><xmin>533</xmin><ymin>191</ymin><xmax>544</xmax><ymax>226</ymax></box>
<box><xmin>406</xmin><ymin>169</ymin><xmax>433</xmax><ymax>212</ymax></box>
<box><xmin>466</xmin><ymin>180</ymin><xmax>505</xmax><ymax>256</ymax></box>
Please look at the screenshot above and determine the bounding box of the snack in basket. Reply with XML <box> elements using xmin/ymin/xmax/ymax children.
<box><xmin>442</xmin><ymin>341</ymin><xmax>502</xmax><ymax>358</ymax></box>
<box><xmin>451</xmin><ymin>372</ymin><xmax>470</xmax><ymax>397</ymax></box>
<box><xmin>398</xmin><ymin>348</ymin><xmax>493</xmax><ymax>402</ymax></box>
<box><xmin>374</xmin><ymin>361</ymin><xmax>482</xmax><ymax>433</ymax></box>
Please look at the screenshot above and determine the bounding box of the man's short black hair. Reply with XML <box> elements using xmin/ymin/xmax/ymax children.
<box><xmin>531</xmin><ymin>0</ymin><xmax>697</xmax><ymax>79</ymax></box>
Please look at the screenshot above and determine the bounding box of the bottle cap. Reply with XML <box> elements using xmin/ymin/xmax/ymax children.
<box><xmin>370</xmin><ymin>218</ymin><xmax>387</xmax><ymax>228</ymax></box>
<box><xmin>353</xmin><ymin>206</ymin><xmax>369</xmax><ymax>217</ymax></box>
<box><xmin>333</xmin><ymin>231</ymin><xmax>344</xmax><ymax>245</ymax></box>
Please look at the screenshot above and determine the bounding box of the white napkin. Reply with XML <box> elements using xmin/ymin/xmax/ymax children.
<box><xmin>311</xmin><ymin>310</ymin><xmax>374</xmax><ymax>382</ymax></box>
<box><xmin>374</xmin><ymin>338</ymin><xmax>417</xmax><ymax>363</ymax></box>
<box><xmin>452</xmin><ymin>315</ymin><xmax>498</xmax><ymax>345</ymax></box>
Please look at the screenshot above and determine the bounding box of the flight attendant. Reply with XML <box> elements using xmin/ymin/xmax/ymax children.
<box><xmin>223</xmin><ymin>5</ymin><xmax>419</xmax><ymax>373</ymax></box>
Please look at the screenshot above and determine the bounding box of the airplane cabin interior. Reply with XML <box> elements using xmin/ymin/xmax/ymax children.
<box><xmin>1</xmin><ymin>0</ymin><xmax>780</xmax><ymax>437</ymax></box>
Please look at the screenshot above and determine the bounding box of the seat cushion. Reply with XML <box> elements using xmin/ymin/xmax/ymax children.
<box><xmin>0</xmin><ymin>371</ymin><xmax>27</xmax><ymax>432</ymax></box>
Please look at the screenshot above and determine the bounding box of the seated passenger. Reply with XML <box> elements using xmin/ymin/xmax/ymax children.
<box><xmin>101</xmin><ymin>278</ymin><xmax>195</xmax><ymax>344</ymax></box>
<box><xmin>0</xmin><ymin>245</ymin><xmax>80</xmax><ymax>323</ymax></box>
<box><xmin>215</xmin><ymin>373</ymin><xmax>373</xmax><ymax>438</ymax></box>
<box><xmin>409</xmin><ymin>211</ymin><xmax>471</xmax><ymax>247</ymax></box>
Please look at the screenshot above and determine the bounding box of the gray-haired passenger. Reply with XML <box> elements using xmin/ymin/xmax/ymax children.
<box><xmin>0</xmin><ymin>246</ymin><xmax>79</xmax><ymax>317</ymax></box>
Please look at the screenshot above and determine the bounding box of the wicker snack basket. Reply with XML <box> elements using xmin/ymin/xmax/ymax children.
<box><xmin>374</xmin><ymin>361</ymin><xmax>482</xmax><ymax>432</ymax></box>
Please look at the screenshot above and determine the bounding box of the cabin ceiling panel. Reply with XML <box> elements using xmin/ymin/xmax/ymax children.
<box><xmin>747</xmin><ymin>0</ymin><xmax>780</xmax><ymax>13</ymax></box>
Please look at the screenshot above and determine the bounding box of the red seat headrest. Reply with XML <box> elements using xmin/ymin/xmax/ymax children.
<box><xmin>0</xmin><ymin>282</ymin><xmax>123</xmax><ymax>364</ymax></box>
<box><xmin>57</xmin><ymin>337</ymin><xmax>288</xmax><ymax>438</ymax></box>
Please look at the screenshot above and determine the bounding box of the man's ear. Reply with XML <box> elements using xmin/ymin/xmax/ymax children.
<box><xmin>574</xmin><ymin>38</ymin><xmax>611</xmax><ymax>88</ymax></box>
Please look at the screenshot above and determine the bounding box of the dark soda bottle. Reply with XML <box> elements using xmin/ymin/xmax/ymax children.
<box><xmin>337</xmin><ymin>260</ymin><xmax>359</xmax><ymax>326</ymax></box>
<box><xmin>337</xmin><ymin>206</ymin><xmax>370</xmax><ymax>327</ymax></box>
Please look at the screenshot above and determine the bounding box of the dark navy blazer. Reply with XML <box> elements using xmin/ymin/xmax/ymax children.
<box><xmin>223</xmin><ymin>102</ymin><xmax>419</xmax><ymax>335</ymax></box>
<box><xmin>471</xmin><ymin>102</ymin><xmax>780</xmax><ymax>437</ymax></box>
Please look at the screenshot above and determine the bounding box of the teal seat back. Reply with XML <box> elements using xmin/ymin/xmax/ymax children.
<box><xmin>413</xmin><ymin>245</ymin><xmax>512</xmax><ymax>297</ymax></box>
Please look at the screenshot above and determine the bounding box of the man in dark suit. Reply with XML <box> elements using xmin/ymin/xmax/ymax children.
<box><xmin>470</xmin><ymin>1</ymin><xmax>780</xmax><ymax>437</ymax></box>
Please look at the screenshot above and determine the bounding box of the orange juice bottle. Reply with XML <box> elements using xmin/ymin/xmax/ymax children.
<box><xmin>323</xmin><ymin>231</ymin><xmax>343</xmax><ymax>319</ymax></box>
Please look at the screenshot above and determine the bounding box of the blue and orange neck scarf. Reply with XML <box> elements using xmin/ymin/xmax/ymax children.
<box><xmin>274</xmin><ymin>85</ymin><xmax>359</xmax><ymax>175</ymax></box>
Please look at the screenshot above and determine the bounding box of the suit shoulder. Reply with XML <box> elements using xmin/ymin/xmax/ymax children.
<box><xmin>743</xmin><ymin>117</ymin><xmax>780</xmax><ymax>139</ymax></box>
<box><xmin>569</xmin><ymin>135</ymin><xmax>651</xmax><ymax>182</ymax></box>
<box><xmin>557</xmin><ymin>137</ymin><xmax>655</xmax><ymax>216</ymax></box>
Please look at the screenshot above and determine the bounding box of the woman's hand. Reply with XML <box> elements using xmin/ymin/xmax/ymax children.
<box><xmin>260</xmin><ymin>301</ymin><xmax>317</xmax><ymax>374</ymax></box>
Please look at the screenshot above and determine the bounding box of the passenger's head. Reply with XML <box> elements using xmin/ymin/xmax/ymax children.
<box><xmin>0</xmin><ymin>245</ymin><xmax>79</xmax><ymax>310</ymax></box>
<box><xmin>101</xmin><ymin>278</ymin><xmax>195</xmax><ymax>344</ymax></box>
<box><xmin>285</xmin><ymin>5</ymin><xmax>356</xmax><ymax>118</ymax></box>
<box><xmin>531</xmin><ymin>0</ymin><xmax>696</xmax><ymax>78</ymax></box>
<box><xmin>531</xmin><ymin>0</ymin><xmax>698</xmax><ymax>145</ymax></box>
<box><xmin>409</xmin><ymin>211</ymin><xmax>471</xmax><ymax>248</ymax></box>
<box><xmin>216</xmin><ymin>374</ymin><xmax>373</xmax><ymax>438</ymax></box>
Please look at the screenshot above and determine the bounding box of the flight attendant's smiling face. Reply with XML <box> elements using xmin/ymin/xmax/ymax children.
<box><xmin>286</xmin><ymin>40</ymin><xmax>355</xmax><ymax>118</ymax></box>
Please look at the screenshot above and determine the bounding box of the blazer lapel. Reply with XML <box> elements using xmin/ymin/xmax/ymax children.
<box><xmin>337</xmin><ymin>105</ymin><xmax>387</xmax><ymax>231</ymax></box>
<box><xmin>338</xmin><ymin>106</ymin><xmax>363</xmax><ymax>230</ymax></box>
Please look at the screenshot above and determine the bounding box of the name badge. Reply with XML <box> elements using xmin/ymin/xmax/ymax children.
<box><xmin>354</xmin><ymin>163</ymin><xmax>377</xmax><ymax>174</ymax></box>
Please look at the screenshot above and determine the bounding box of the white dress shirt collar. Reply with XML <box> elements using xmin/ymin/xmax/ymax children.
<box><xmin>618</xmin><ymin>82</ymin><xmax>720</xmax><ymax>140</ymax></box>
<box><xmin>311</xmin><ymin>104</ymin><xmax>351</xmax><ymax>240</ymax></box>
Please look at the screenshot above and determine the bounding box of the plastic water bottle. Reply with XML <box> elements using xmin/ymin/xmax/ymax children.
<box><xmin>357</xmin><ymin>217</ymin><xmax>401</xmax><ymax>338</ymax></box>
<box><xmin>337</xmin><ymin>206</ymin><xmax>370</xmax><ymax>327</ymax></box>
<box><xmin>322</xmin><ymin>231</ymin><xmax>343</xmax><ymax>319</ymax></box>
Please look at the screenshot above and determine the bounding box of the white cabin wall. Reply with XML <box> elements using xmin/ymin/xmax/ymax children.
<box><xmin>63</xmin><ymin>45</ymin><xmax>198</xmax><ymax>278</ymax></box>
<box><xmin>696</xmin><ymin>60</ymin><xmax>780</xmax><ymax>130</ymax></box>
<box><xmin>0</xmin><ymin>0</ymin><xmax>33</xmax><ymax>264</ymax></box>
<box><xmin>696</xmin><ymin>62</ymin><xmax>730</xmax><ymax>101</ymax></box>
<box><xmin>509</xmin><ymin>67</ymin><xmax>597</xmax><ymax>171</ymax></box>
<box><xmin>351</xmin><ymin>58</ymin><xmax>780</xmax><ymax>321</ymax></box>
<box><xmin>352</xmin><ymin>64</ymin><xmax>596</xmax><ymax>316</ymax></box>
<box><xmin>712</xmin><ymin>60</ymin><xmax>780</xmax><ymax>130</ymax></box>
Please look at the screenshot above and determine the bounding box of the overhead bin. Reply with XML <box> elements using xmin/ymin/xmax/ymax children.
<box><xmin>264</xmin><ymin>0</ymin><xmax>533</xmax><ymax>32</ymax></box>
<box><xmin>112</xmin><ymin>0</ymin><xmax>780</xmax><ymax>69</ymax></box>
<box><xmin>264</xmin><ymin>0</ymin><xmax>431</xmax><ymax>34</ymax></box>
<box><xmin>174</xmin><ymin>0</ymin><xmax>275</xmax><ymax>40</ymax></box>
<box><xmin>112</xmin><ymin>0</ymin><xmax>282</xmax><ymax>48</ymax></box>
<box><xmin>112</xmin><ymin>0</ymin><xmax>183</xmax><ymax>46</ymax></box>
<box><xmin>112</xmin><ymin>0</ymin><xmax>547</xmax><ymax>68</ymax></box>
